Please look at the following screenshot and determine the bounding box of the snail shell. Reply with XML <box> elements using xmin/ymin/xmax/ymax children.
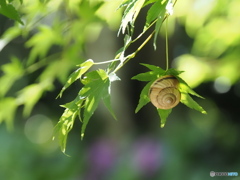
<box><xmin>149</xmin><ymin>75</ymin><xmax>181</xmax><ymax>109</ymax></box>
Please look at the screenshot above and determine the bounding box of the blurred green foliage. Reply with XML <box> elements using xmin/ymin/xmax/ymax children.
<box><xmin>173</xmin><ymin>0</ymin><xmax>240</xmax><ymax>87</ymax></box>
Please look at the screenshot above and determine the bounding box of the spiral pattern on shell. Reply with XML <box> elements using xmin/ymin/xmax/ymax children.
<box><xmin>149</xmin><ymin>75</ymin><xmax>181</xmax><ymax>109</ymax></box>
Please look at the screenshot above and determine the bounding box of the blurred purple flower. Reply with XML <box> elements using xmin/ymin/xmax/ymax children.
<box><xmin>132</xmin><ymin>137</ymin><xmax>163</xmax><ymax>177</ymax></box>
<box><xmin>84</xmin><ymin>138</ymin><xmax>117</xmax><ymax>180</ymax></box>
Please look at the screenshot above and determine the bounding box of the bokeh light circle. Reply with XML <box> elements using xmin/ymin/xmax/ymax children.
<box><xmin>213</xmin><ymin>76</ymin><xmax>231</xmax><ymax>93</ymax></box>
<box><xmin>24</xmin><ymin>114</ymin><xmax>54</xmax><ymax>144</ymax></box>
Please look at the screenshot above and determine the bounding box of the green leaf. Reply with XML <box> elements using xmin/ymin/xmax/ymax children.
<box><xmin>117</xmin><ymin>0</ymin><xmax>132</xmax><ymax>9</ymax></box>
<box><xmin>151</xmin><ymin>0</ymin><xmax>169</xmax><ymax>49</ymax></box>
<box><xmin>132</xmin><ymin>71</ymin><xmax>158</xmax><ymax>81</ymax></box>
<box><xmin>80</xmin><ymin>69</ymin><xmax>111</xmax><ymax>139</ymax></box>
<box><xmin>180</xmin><ymin>93</ymin><xmax>207</xmax><ymax>114</ymax></box>
<box><xmin>176</xmin><ymin>76</ymin><xmax>204</xmax><ymax>99</ymax></box>
<box><xmin>53</xmin><ymin>97</ymin><xmax>83</xmax><ymax>153</ymax></box>
<box><xmin>102</xmin><ymin>72</ymin><xmax>119</xmax><ymax>120</ymax></box>
<box><xmin>81</xmin><ymin>94</ymin><xmax>100</xmax><ymax>139</ymax></box>
<box><xmin>165</xmin><ymin>68</ymin><xmax>204</xmax><ymax>99</ymax></box>
<box><xmin>145</xmin><ymin>0</ymin><xmax>165</xmax><ymax>28</ymax></box>
<box><xmin>0</xmin><ymin>26</ymin><xmax>22</xmax><ymax>50</ymax></box>
<box><xmin>58</xmin><ymin>59</ymin><xmax>94</xmax><ymax>98</ymax></box>
<box><xmin>135</xmin><ymin>81</ymin><xmax>152</xmax><ymax>113</ymax></box>
<box><xmin>0</xmin><ymin>57</ymin><xmax>24</xmax><ymax>96</ymax></box>
<box><xmin>0</xmin><ymin>1</ymin><xmax>23</xmax><ymax>24</ymax></box>
<box><xmin>157</xmin><ymin>108</ymin><xmax>172</xmax><ymax>128</ymax></box>
<box><xmin>118</xmin><ymin>0</ymin><xmax>145</xmax><ymax>34</ymax></box>
<box><xmin>0</xmin><ymin>97</ymin><xmax>17</xmax><ymax>131</ymax></box>
<box><xmin>165</xmin><ymin>68</ymin><xmax>184</xmax><ymax>76</ymax></box>
<box><xmin>131</xmin><ymin>63</ymin><xmax>165</xmax><ymax>81</ymax></box>
<box><xmin>141</xmin><ymin>63</ymin><xmax>165</xmax><ymax>72</ymax></box>
<box><xmin>80</xmin><ymin>68</ymin><xmax>106</xmax><ymax>86</ymax></box>
<box><xmin>102</xmin><ymin>94</ymin><xmax>117</xmax><ymax>120</ymax></box>
<box><xmin>143</xmin><ymin>0</ymin><xmax>157</xmax><ymax>7</ymax></box>
<box><xmin>58</xmin><ymin>69</ymin><xmax>116</xmax><ymax>145</ymax></box>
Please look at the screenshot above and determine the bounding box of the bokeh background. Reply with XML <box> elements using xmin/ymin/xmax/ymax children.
<box><xmin>0</xmin><ymin>0</ymin><xmax>239</xmax><ymax>179</ymax></box>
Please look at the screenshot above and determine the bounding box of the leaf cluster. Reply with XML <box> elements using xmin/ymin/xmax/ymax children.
<box><xmin>132</xmin><ymin>64</ymin><xmax>206</xmax><ymax>127</ymax></box>
<box><xmin>54</xmin><ymin>60</ymin><xmax>120</xmax><ymax>153</ymax></box>
<box><xmin>119</xmin><ymin>0</ymin><xmax>173</xmax><ymax>48</ymax></box>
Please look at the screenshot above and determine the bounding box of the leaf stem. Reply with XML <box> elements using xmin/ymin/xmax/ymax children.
<box><xmin>113</xmin><ymin>31</ymin><xmax>155</xmax><ymax>73</ymax></box>
<box><xmin>93</xmin><ymin>59</ymin><xmax>120</xmax><ymax>65</ymax></box>
<box><xmin>131</xmin><ymin>18</ymin><xmax>158</xmax><ymax>43</ymax></box>
<box><xmin>165</xmin><ymin>16</ymin><xmax>169</xmax><ymax>70</ymax></box>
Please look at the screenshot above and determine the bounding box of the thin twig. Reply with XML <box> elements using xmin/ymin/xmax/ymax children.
<box><xmin>165</xmin><ymin>16</ymin><xmax>169</xmax><ymax>70</ymax></box>
<box><xmin>93</xmin><ymin>59</ymin><xmax>120</xmax><ymax>65</ymax></box>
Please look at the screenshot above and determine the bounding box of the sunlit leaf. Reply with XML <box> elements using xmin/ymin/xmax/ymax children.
<box><xmin>80</xmin><ymin>68</ymin><xmax>106</xmax><ymax>86</ymax></box>
<box><xmin>53</xmin><ymin>97</ymin><xmax>83</xmax><ymax>153</ymax></box>
<box><xmin>177</xmin><ymin>76</ymin><xmax>204</xmax><ymax>99</ymax></box>
<box><xmin>117</xmin><ymin>0</ymin><xmax>132</xmax><ymax>9</ymax></box>
<box><xmin>180</xmin><ymin>93</ymin><xmax>207</xmax><ymax>114</ymax></box>
<box><xmin>143</xmin><ymin>0</ymin><xmax>157</xmax><ymax>7</ymax></box>
<box><xmin>58</xmin><ymin>59</ymin><xmax>94</xmax><ymax>98</ymax></box>
<box><xmin>145</xmin><ymin>0</ymin><xmax>165</xmax><ymax>29</ymax></box>
<box><xmin>80</xmin><ymin>69</ymin><xmax>111</xmax><ymax>139</ymax></box>
<box><xmin>109</xmin><ymin>72</ymin><xmax>121</xmax><ymax>82</ymax></box>
<box><xmin>81</xmin><ymin>94</ymin><xmax>100</xmax><ymax>139</ymax></box>
<box><xmin>57</xmin><ymin>68</ymin><xmax>117</xmax><ymax>150</ymax></box>
<box><xmin>118</xmin><ymin>0</ymin><xmax>145</xmax><ymax>34</ymax></box>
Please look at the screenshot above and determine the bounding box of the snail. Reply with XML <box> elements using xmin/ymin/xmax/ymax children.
<box><xmin>149</xmin><ymin>75</ymin><xmax>181</xmax><ymax>109</ymax></box>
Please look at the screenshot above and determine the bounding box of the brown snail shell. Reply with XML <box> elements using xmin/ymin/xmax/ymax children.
<box><xmin>149</xmin><ymin>75</ymin><xmax>181</xmax><ymax>109</ymax></box>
